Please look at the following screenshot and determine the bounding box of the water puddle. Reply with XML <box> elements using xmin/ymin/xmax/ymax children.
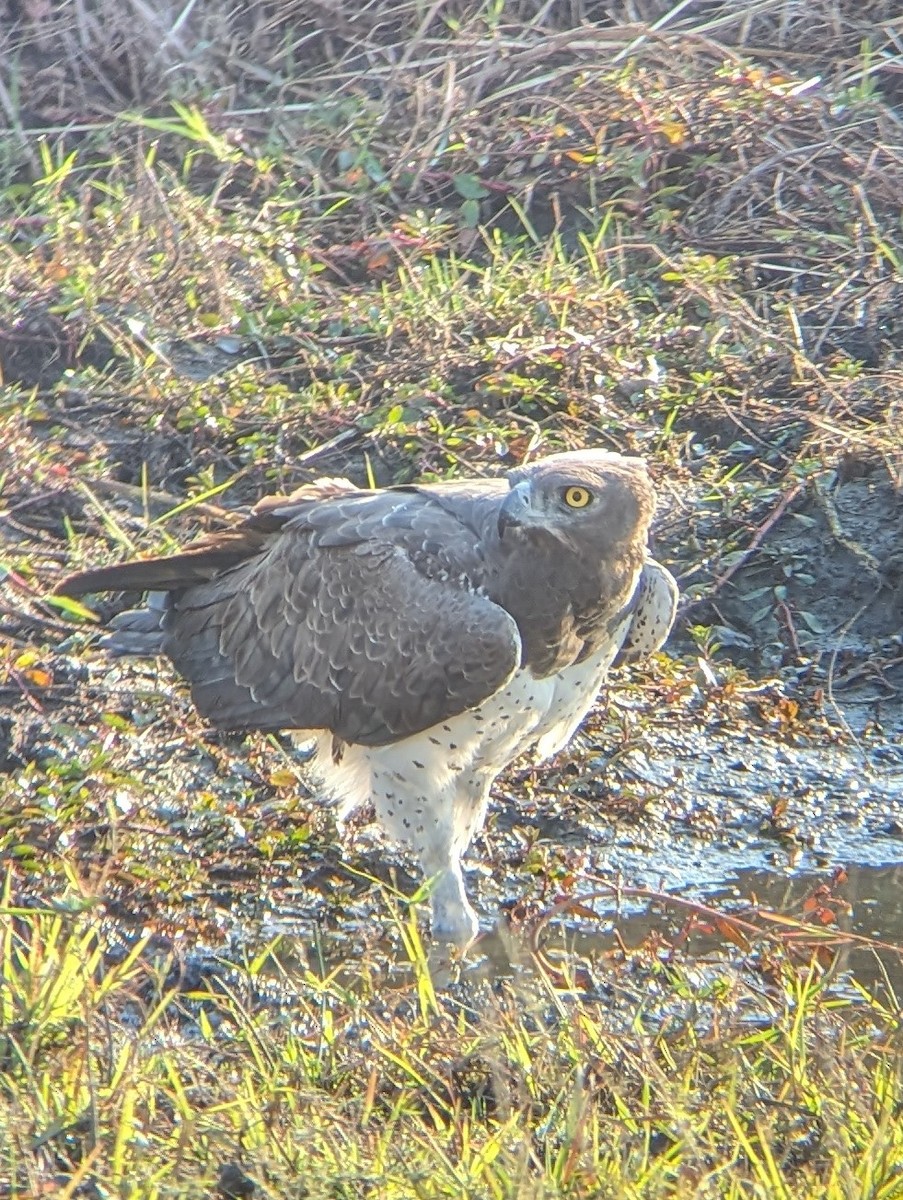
<box><xmin>151</xmin><ymin>693</ymin><xmax>903</xmax><ymax>1013</ymax></box>
<box><xmin>529</xmin><ymin>862</ymin><xmax>903</xmax><ymax>998</ymax></box>
<box><xmin>234</xmin><ymin>716</ymin><xmax>903</xmax><ymax>1002</ymax></box>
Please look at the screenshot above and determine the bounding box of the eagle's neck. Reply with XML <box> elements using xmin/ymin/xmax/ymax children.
<box><xmin>490</xmin><ymin>533</ymin><xmax>645</xmax><ymax>677</ymax></box>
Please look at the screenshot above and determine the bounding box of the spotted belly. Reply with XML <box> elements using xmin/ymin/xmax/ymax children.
<box><xmin>309</xmin><ymin>628</ymin><xmax>622</xmax><ymax>821</ymax></box>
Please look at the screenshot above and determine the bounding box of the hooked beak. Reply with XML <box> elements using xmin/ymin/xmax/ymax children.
<box><xmin>497</xmin><ymin>480</ymin><xmax>532</xmax><ymax>538</ymax></box>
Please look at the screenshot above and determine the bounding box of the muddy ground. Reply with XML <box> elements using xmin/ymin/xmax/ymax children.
<box><xmin>2</xmin><ymin>419</ymin><xmax>901</xmax><ymax>985</ymax></box>
<box><xmin>1</xmin><ymin>0</ymin><xmax>902</xmax><ymax>990</ymax></box>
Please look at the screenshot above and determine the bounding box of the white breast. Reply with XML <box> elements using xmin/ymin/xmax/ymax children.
<box><xmin>365</xmin><ymin>668</ymin><xmax>558</xmax><ymax>802</ymax></box>
<box><xmin>530</xmin><ymin>624</ymin><xmax>631</xmax><ymax>762</ymax></box>
<box><xmin>308</xmin><ymin>616</ymin><xmax>630</xmax><ymax>819</ymax></box>
<box><xmin>301</xmin><ymin>623</ymin><xmax>629</xmax><ymax>942</ymax></box>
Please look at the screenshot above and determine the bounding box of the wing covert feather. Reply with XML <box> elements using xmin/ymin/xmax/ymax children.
<box><xmin>162</xmin><ymin>528</ymin><xmax>521</xmax><ymax>745</ymax></box>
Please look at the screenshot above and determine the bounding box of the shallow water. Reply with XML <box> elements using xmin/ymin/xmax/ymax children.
<box><xmin>215</xmin><ymin>701</ymin><xmax>903</xmax><ymax>998</ymax></box>
<box><xmin>519</xmin><ymin>711</ymin><xmax>903</xmax><ymax>994</ymax></box>
<box><xmin>244</xmin><ymin>857</ymin><xmax>903</xmax><ymax>1012</ymax></box>
<box><xmin>533</xmin><ymin>862</ymin><xmax>903</xmax><ymax>996</ymax></box>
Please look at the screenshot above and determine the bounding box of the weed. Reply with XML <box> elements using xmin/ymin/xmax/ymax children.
<box><xmin>2</xmin><ymin>1</ymin><xmax>903</xmax><ymax>1194</ymax></box>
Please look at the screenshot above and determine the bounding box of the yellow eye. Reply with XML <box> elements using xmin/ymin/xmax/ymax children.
<box><xmin>563</xmin><ymin>486</ymin><xmax>592</xmax><ymax>509</ymax></box>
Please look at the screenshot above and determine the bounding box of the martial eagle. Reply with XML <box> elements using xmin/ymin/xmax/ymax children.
<box><xmin>56</xmin><ymin>450</ymin><xmax>677</xmax><ymax>943</ymax></box>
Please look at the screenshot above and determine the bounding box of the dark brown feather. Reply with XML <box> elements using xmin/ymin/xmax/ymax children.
<box><xmin>53</xmin><ymin>532</ymin><xmax>268</xmax><ymax>595</ymax></box>
<box><xmin>161</xmin><ymin>496</ymin><xmax>522</xmax><ymax>744</ymax></box>
<box><xmin>51</xmin><ymin>453</ymin><xmax>659</xmax><ymax>747</ymax></box>
<box><xmin>53</xmin><ymin>477</ymin><xmax>361</xmax><ymax>597</ymax></box>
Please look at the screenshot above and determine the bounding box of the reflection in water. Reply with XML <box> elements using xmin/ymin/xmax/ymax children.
<box><xmin>527</xmin><ymin>861</ymin><xmax>903</xmax><ymax>1001</ymax></box>
<box><xmin>251</xmin><ymin>862</ymin><xmax>903</xmax><ymax>1003</ymax></box>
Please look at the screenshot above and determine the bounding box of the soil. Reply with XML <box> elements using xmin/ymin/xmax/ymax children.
<box><xmin>691</xmin><ymin>464</ymin><xmax>903</xmax><ymax>686</ymax></box>
<box><xmin>2</xmin><ymin>421</ymin><xmax>901</xmax><ymax>969</ymax></box>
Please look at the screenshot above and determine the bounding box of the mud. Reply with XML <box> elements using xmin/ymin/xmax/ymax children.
<box><xmin>158</xmin><ymin>695</ymin><xmax>903</xmax><ymax>997</ymax></box>
<box><xmin>702</xmin><ymin>466</ymin><xmax>903</xmax><ymax>679</ymax></box>
<box><xmin>2</xmin><ymin>429</ymin><xmax>901</xmax><ymax>997</ymax></box>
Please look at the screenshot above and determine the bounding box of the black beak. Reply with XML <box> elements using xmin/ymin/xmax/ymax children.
<box><xmin>497</xmin><ymin>482</ymin><xmax>531</xmax><ymax>538</ymax></box>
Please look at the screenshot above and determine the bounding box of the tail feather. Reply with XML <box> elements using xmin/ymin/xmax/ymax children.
<box><xmin>53</xmin><ymin>532</ymin><xmax>266</xmax><ymax>597</ymax></box>
<box><xmin>98</xmin><ymin>594</ymin><xmax>168</xmax><ymax>656</ymax></box>
<box><xmin>52</xmin><ymin>475</ymin><xmax>359</xmax><ymax>598</ymax></box>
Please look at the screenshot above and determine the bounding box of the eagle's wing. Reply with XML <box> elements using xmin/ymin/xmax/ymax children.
<box><xmin>61</xmin><ymin>485</ymin><xmax>521</xmax><ymax>748</ymax></box>
<box><xmin>53</xmin><ymin>477</ymin><xmax>361</xmax><ymax>595</ymax></box>
<box><xmin>613</xmin><ymin>557</ymin><xmax>678</xmax><ymax>665</ymax></box>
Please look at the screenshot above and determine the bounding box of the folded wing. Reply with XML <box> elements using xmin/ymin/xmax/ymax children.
<box><xmin>57</xmin><ymin>484</ymin><xmax>522</xmax><ymax>747</ymax></box>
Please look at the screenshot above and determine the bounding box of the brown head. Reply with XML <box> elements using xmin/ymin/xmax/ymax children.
<box><xmin>496</xmin><ymin>449</ymin><xmax>656</xmax><ymax>552</ymax></box>
<box><xmin>489</xmin><ymin>449</ymin><xmax>658</xmax><ymax>674</ymax></box>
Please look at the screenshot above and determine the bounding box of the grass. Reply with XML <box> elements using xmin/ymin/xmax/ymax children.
<box><xmin>2</xmin><ymin>0</ymin><xmax>903</xmax><ymax>1194</ymax></box>
<box><xmin>2</xmin><ymin>888</ymin><xmax>903</xmax><ymax>1198</ymax></box>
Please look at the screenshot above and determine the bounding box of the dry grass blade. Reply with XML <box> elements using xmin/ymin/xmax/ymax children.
<box><xmin>2</xmin><ymin>2</ymin><xmax>903</xmax><ymax>1196</ymax></box>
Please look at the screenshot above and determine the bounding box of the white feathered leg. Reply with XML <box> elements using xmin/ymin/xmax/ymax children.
<box><xmin>365</xmin><ymin>740</ymin><xmax>494</xmax><ymax>944</ymax></box>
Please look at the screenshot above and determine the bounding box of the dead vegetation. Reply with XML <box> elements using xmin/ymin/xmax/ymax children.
<box><xmin>1</xmin><ymin>2</ymin><xmax>903</xmax><ymax>1195</ymax></box>
<box><xmin>3</xmin><ymin>0</ymin><xmax>903</xmax><ymax>123</ymax></box>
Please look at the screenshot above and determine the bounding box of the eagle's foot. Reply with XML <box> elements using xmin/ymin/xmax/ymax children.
<box><xmin>426</xmin><ymin>868</ymin><xmax>480</xmax><ymax>947</ymax></box>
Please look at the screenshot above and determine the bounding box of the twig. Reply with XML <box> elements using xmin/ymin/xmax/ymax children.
<box><xmin>813</xmin><ymin>473</ymin><xmax>882</xmax><ymax>577</ymax></box>
<box><xmin>775</xmin><ymin>598</ymin><xmax>802</xmax><ymax>662</ymax></box>
<box><xmin>685</xmin><ymin>481</ymin><xmax>804</xmax><ymax>610</ymax></box>
<box><xmin>0</xmin><ymin>605</ymin><xmax>76</xmax><ymax>636</ymax></box>
<box><xmin>6</xmin><ymin>669</ymin><xmax>46</xmax><ymax>714</ymax></box>
<box><xmin>86</xmin><ymin>478</ymin><xmax>236</xmax><ymax>523</ymax></box>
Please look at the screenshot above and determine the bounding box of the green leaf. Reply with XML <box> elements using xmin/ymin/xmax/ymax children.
<box><xmin>453</xmin><ymin>173</ymin><xmax>489</xmax><ymax>200</ymax></box>
<box><xmin>44</xmin><ymin>594</ymin><xmax>100</xmax><ymax>622</ymax></box>
<box><xmin>798</xmin><ymin>610</ymin><xmax>827</xmax><ymax>634</ymax></box>
<box><xmin>460</xmin><ymin>198</ymin><xmax>482</xmax><ymax>228</ymax></box>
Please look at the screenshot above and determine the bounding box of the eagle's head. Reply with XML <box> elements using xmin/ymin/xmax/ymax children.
<box><xmin>497</xmin><ymin>449</ymin><xmax>656</xmax><ymax>550</ymax></box>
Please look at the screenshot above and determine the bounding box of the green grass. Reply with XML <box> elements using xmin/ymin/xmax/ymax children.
<box><xmin>2</xmin><ymin>1</ymin><xmax>903</xmax><ymax>1194</ymax></box>
<box><xmin>2</xmin><ymin>891</ymin><xmax>903</xmax><ymax>1199</ymax></box>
